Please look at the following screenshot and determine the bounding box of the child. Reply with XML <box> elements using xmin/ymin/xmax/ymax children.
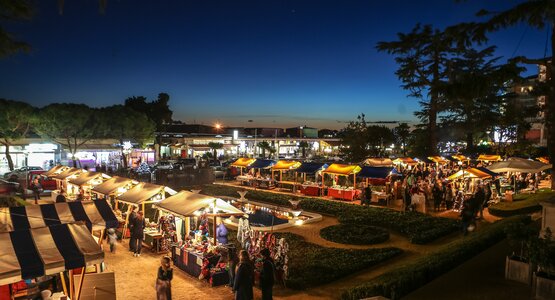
<box><xmin>107</xmin><ymin>228</ymin><xmax>117</xmax><ymax>253</ymax></box>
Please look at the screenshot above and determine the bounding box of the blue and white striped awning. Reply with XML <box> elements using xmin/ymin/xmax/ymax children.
<box><xmin>0</xmin><ymin>223</ymin><xmax>104</xmax><ymax>285</ymax></box>
<box><xmin>0</xmin><ymin>200</ymin><xmax>118</xmax><ymax>233</ymax></box>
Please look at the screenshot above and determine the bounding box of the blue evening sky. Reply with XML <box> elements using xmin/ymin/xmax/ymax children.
<box><xmin>0</xmin><ymin>0</ymin><xmax>549</xmax><ymax>129</ymax></box>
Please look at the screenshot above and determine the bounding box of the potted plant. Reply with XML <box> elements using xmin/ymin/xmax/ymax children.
<box><xmin>530</xmin><ymin>227</ymin><xmax>555</xmax><ymax>300</ymax></box>
<box><xmin>504</xmin><ymin>222</ymin><xmax>536</xmax><ymax>285</ymax></box>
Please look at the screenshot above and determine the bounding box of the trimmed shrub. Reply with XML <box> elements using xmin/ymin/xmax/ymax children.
<box><xmin>341</xmin><ymin>215</ymin><xmax>531</xmax><ymax>300</ymax></box>
<box><xmin>488</xmin><ymin>190</ymin><xmax>555</xmax><ymax>217</ymax></box>
<box><xmin>320</xmin><ymin>224</ymin><xmax>389</xmax><ymax>245</ymax></box>
<box><xmin>196</xmin><ymin>184</ymin><xmax>460</xmax><ymax>244</ymax></box>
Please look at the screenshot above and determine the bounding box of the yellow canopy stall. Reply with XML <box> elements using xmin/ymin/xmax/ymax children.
<box><xmin>452</xmin><ymin>154</ymin><xmax>470</xmax><ymax>162</ymax></box>
<box><xmin>231</xmin><ymin>158</ymin><xmax>256</xmax><ymax>175</ymax></box>
<box><xmin>393</xmin><ymin>157</ymin><xmax>417</xmax><ymax>165</ymax></box>
<box><xmin>478</xmin><ymin>154</ymin><xmax>502</xmax><ymax>162</ymax></box>
<box><xmin>271</xmin><ymin>160</ymin><xmax>301</xmax><ymax>182</ymax></box>
<box><xmin>428</xmin><ymin>156</ymin><xmax>449</xmax><ymax>164</ymax></box>
<box><xmin>364</xmin><ymin>158</ymin><xmax>393</xmax><ymax>167</ymax></box>
<box><xmin>447</xmin><ymin>168</ymin><xmax>492</xmax><ymax>181</ymax></box>
<box><xmin>322</xmin><ymin>164</ymin><xmax>362</xmax><ymax>188</ymax></box>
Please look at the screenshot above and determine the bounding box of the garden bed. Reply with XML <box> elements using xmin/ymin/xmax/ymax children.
<box><xmin>340</xmin><ymin>215</ymin><xmax>531</xmax><ymax>300</ymax></box>
<box><xmin>320</xmin><ymin>224</ymin><xmax>389</xmax><ymax>245</ymax></box>
<box><xmin>488</xmin><ymin>190</ymin><xmax>555</xmax><ymax>217</ymax></box>
<box><xmin>196</xmin><ymin>184</ymin><xmax>460</xmax><ymax>244</ymax></box>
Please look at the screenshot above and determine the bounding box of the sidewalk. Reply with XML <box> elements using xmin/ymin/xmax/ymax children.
<box><xmin>405</xmin><ymin>239</ymin><xmax>531</xmax><ymax>300</ymax></box>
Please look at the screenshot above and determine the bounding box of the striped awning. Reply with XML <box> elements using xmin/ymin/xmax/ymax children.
<box><xmin>0</xmin><ymin>223</ymin><xmax>104</xmax><ymax>285</ymax></box>
<box><xmin>231</xmin><ymin>158</ymin><xmax>256</xmax><ymax>168</ymax></box>
<box><xmin>271</xmin><ymin>160</ymin><xmax>301</xmax><ymax>171</ymax></box>
<box><xmin>322</xmin><ymin>164</ymin><xmax>361</xmax><ymax>176</ymax></box>
<box><xmin>0</xmin><ymin>200</ymin><xmax>118</xmax><ymax>233</ymax></box>
<box><xmin>478</xmin><ymin>154</ymin><xmax>502</xmax><ymax>161</ymax></box>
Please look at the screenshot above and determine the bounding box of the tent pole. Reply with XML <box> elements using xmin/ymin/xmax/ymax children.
<box><xmin>60</xmin><ymin>272</ymin><xmax>68</xmax><ymax>297</ymax></box>
<box><xmin>213</xmin><ymin>216</ymin><xmax>217</xmax><ymax>245</ymax></box>
<box><xmin>75</xmin><ymin>267</ymin><xmax>86</xmax><ymax>300</ymax></box>
<box><xmin>69</xmin><ymin>269</ymin><xmax>74</xmax><ymax>300</ymax></box>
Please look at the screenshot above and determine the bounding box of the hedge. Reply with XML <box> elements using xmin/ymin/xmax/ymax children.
<box><xmin>0</xmin><ymin>196</ymin><xmax>26</xmax><ymax>207</ymax></box>
<box><xmin>488</xmin><ymin>190</ymin><xmax>555</xmax><ymax>217</ymax></box>
<box><xmin>197</xmin><ymin>184</ymin><xmax>460</xmax><ymax>244</ymax></box>
<box><xmin>320</xmin><ymin>224</ymin><xmax>389</xmax><ymax>245</ymax></box>
<box><xmin>340</xmin><ymin>215</ymin><xmax>531</xmax><ymax>300</ymax></box>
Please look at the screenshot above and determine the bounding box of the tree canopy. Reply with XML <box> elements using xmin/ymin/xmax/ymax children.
<box><xmin>0</xmin><ymin>99</ymin><xmax>34</xmax><ymax>170</ymax></box>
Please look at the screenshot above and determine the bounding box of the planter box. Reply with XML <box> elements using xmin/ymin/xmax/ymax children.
<box><xmin>532</xmin><ymin>272</ymin><xmax>555</xmax><ymax>300</ymax></box>
<box><xmin>505</xmin><ymin>256</ymin><xmax>532</xmax><ymax>285</ymax></box>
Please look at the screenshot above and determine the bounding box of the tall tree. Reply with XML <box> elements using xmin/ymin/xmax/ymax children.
<box><xmin>257</xmin><ymin>141</ymin><xmax>273</xmax><ymax>159</ymax></box>
<box><xmin>0</xmin><ymin>99</ymin><xmax>34</xmax><ymax>170</ymax></box>
<box><xmin>340</xmin><ymin>114</ymin><xmax>370</xmax><ymax>163</ymax></box>
<box><xmin>0</xmin><ymin>0</ymin><xmax>32</xmax><ymax>58</ymax></box>
<box><xmin>33</xmin><ymin>103</ymin><xmax>99</xmax><ymax>167</ymax></box>
<box><xmin>208</xmin><ymin>142</ymin><xmax>223</xmax><ymax>160</ymax></box>
<box><xmin>394</xmin><ymin>123</ymin><xmax>411</xmax><ymax>156</ymax></box>
<box><xmin>298</xmin><ymin>141</ymin><xmax>309</xmax><ymax>158</ymax></box>
<box><xmin>99</xmin><ymin>105</ymin><xmax>155</xmax><ymax>169</ymax></box>
<box><xmin>377</xmin><ymin>24</ymin><xmax>459</xmax><ymax>155</ymax></box>
<box><xmin>367</xmin><ymin>125</ymin><xmax>395</xmax><ymax>156</ymax></box>
<box><xmin>476</xmin><ymin>0</ymin><xmax>555</xmax><ymax>184</ymax></box>
<box><xmin>125</xmin><ymin>93</ymin><xmax>173</xmax><ymax>130</ymax></box>
<box><xmin>441</xmin><ymin>46</ymin><xmax>524</xmax><ymax>151</ymax></box>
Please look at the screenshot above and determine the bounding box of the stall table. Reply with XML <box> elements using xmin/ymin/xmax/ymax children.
<box><xmin>278</xmin><ymin>181</ymin><xmax>297</xmax><ymax>192</ymax></box>
<box><xmin>144</xmin><ymin>231</ymin><xmax>166</xmax><ymax>254</ymax></box>
<box><xmin>328</xmin><ymin>187</ymin><xmax>360</xmax><ymax>201</ymax></box>
<box><xmin>300</xmin><ymin>185</ymin><xmax>321</xmax><ymax>196</ymax></box>
<box><xmin>171</xmin><ymin>247</ymin><xmax>230</xmax><ymax>286</ymax></box>
<box><xmin>252</xmin><ymin>178</ymin><xmax>276</xmax><ymax>189</ymax></box>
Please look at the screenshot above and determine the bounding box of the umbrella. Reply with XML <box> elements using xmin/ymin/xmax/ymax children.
<box><xmin>487</xmin><ymin>158</ymin><xmax>552</xmax><ymax>173</ymax></box>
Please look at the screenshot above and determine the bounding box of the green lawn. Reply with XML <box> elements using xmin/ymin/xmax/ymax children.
<box><xmin>488</xmin><ymin>189</ymin><xmax>555</xmax><ymax>217</ymax></box>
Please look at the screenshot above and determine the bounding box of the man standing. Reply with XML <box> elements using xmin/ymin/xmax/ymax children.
<box><xmin>259</xmin><ymin>248</ymin><xmax>275</xmax><ymax>300</ymax></box>
<box><xmin>128</xmin><ymin>206</ymin><xmax>137</xmax><ymax>252</ymax></box>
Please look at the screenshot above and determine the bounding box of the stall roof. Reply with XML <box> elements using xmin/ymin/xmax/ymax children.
<box><xmin>392</xmin><ymin>157</ymin><xmax>418</xmax><ymax>165</ymax></box>
<box><xmin>475</xmin><ymin>167</ymin><xmax>499</xmax><ymax>177</ymax></box>
<box><xmin>271</xmin><ymin>160</ymin><xmax>301</xmax><ymax>171</ymax></box>
<box><xmin>428</xmin><ymin>156</ymin><xmax>449</xmax><ymax>164</ymax></box>
<box><xmin>42</xmin><ymin>165</ymin><xmax>68</xmax><ymax>177</ymax></box>
<box><xmin>68</xmin><ymin>171</ymin><xmax>108</xmax><ymax>186</ymax></box>
<box><xmin>231</xmin><ymin>158</ymin><xmax>256</xmax><ymax>168</ymax></box>
<box><xmin>0</xmin><ymin>200</ymin><xmax>118</xmax><ymax>233</ymax></box>
<box><xmin>117</xmin><ymin>182</ymin><xmax>165</xmax><ymax>205</ymax></box>
<box><xmin>487</xmin><ymin>159</ymin><xmax>551</xmax><ymax>173</ymax></box>
<box><xmin>358</xmin><ymin>166</ymin><xmax>394</xmax><ymax>179</ymax></box>
<box><xmin>295</xmin><ymin>162</ymin><xmax>328</xmax><ymax>174</ymax></box>
<box><xmin>92</xmin><ymin>176</ymin><xmax>134</xmax><ymax>195</ymax></box>
<box><xmin>537</xmin><ymin>157</ymin><xmax>550</xmax><ymax>164</ymax></box>
<box><xmin>322</xmin><ymin>163</ymin><xmax>361</xmax><ymax>176</ymax></box>
<box><xmin>364</xmin><ymin>158</ymin><xmax>393</xmax><ymax>167</ymax></box>
<box><xmin>451</xmin><ymin>154</ymin><xmax>470</xmax><ymax>161</ymax></box>
<box><xmin>447</xmin><ymin>168</ymin><xmax>492</xmax><ymax>181</ymax></box>
<box><xmin>0</xmin><ymin>223</ymin><xmax>104</xmax><ymax>285</ymax></box>
<box><xmin>477</xmin><ymin>154</ymin><xmax>502</xmax><ymax>161</ymax></box>
<box><xmin>154</xmin><ymin>190</ymin><xmax>245</xmax><ymax>217</ymax></box>
<box><xmin>248</xmin><ymin>159</ymin><xmax>276</xmax><ymax>169</ymax></box>
<box><xmin>53</xmin><ymin>167</ymin><xmax>82</xmax><ymax>180</ymax></box>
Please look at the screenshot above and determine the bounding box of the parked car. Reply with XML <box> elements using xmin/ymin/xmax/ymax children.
<box><xmin>175</xmin><ymin>158</ymin><xmax>197</xmax><ymax>170</ymax></box>
<box><xmin>26</xmin><ymin>170</ymin><xmax>57</xmax><ymax>191</ymax></box>
<box><xmin>0</xmin><ymin>179</ymin><xmax>19</xmax><ymax>195</ymax></box>
<box><xmin>3</xmin><ymin>166</ymin><xmax>43</xmax><ymax>179</ymax></box>
<box><xmin>213</xmin><ymin>166</ymin><xmax>226</xmax><ymax>178</ymax></box>
<box><xmin>153</xmin><ymin>161</ymin><xmax>174</xmax><ymax>170</ymax></box>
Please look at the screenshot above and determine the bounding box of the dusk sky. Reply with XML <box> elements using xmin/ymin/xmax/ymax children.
<box><xmin>0</xmin><ymin>0</ymin><xmax>549</xmax><ymax>129</ymax></box>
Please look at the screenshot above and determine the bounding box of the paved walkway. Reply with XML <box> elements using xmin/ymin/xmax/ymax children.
<box><xmin>405</xmin><ymin>239</ymin><xmax>531</xmax><ymax>300</ymax></box>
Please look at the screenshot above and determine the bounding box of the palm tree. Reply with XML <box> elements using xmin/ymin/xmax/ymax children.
<box><xmin>298</xmin><ymin>141</ymin><xmax>309</xmax><ymax>158</ymax></box>
<box><xmin>257</xmin><ymin>141</ymin><xmax>272</xmax><ymax>159</ymax></box>
<box><xmin>476</xmin><ymin>0</ymin><xmax>555</xmax><ymax>185</ymax></box>
<box><xmin>208</xmin><ymin>142</ymin><xmax>223</xmax><ymax>160</ymax></box>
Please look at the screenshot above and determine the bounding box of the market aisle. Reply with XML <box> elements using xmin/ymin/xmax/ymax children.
<box><xmin>101</xmin><ymin>238</ymin><xmax>244</xmax><ymax>300</ymax></box>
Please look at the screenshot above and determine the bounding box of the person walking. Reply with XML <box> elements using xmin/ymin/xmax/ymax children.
<box><xmin>128</xmin><ymin>206</ymin><xmax>137</xmax><ymax>252</ymax></box>
<box><xmin>233</xmin><ymin>250</ymin><xmax>254</xmax><ymax>300</ymax></box>
<box><xmin>132</xmin><ymin>211</ymin><xmax>145</xmax><ymax>257</ymax></box>
<box><xmin>432</xmin><ymin>181</ymin><xmax>442</xmax><ymax>212</ymax></box>
<box><xmin>156</xmin><ymin>256</ymin><xmax>173</xmax><ymax>300</ymax></box>
<box><xmin>107</xmin><ymin>228</ymin><xmax>117</xmax><ymax>253</ymax></box>
<box><xmin>259</xmin><ymin>248</ymin><xmax>275</xmax><ymax>300</ymax></box>
<box><xmin>31</xmin><ymin>178</ymin><xmax>41</xmax><ymax>204</ymax></box>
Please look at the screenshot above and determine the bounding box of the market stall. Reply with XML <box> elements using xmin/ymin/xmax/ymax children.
<box><xmin>322</xmin><ymin>164</ymin><xmax>362</xmax><ymax>201</ymax></box>
<box><xmin>487</xmin><ymin>157</ymin><xmax>551</xmax><ymax>195</ymax></box>
<box><xmin>477</xmin><ymin>154</ymin><xmax>502</xmax><ymax>162</ymax></box>
<box><xmin>240</xmin><ymin>159</ymin><xmax>276</xmax><ymax>189</ymax></box>
<box><xmin>271</xmin><ymin>160</ymin><xmax>301</xmax><ymax>191</ymax></box>
<box><xmin>428</xmin><ymin>156</ymin><xmax>449</xmax><ymax>165</ymax></box>
<box><xmin>392</xmin><ymin>157</ymin><xmax>418</xmax><ymax>171</ymax></box>
<box><xmin>447</xmin><ymin>168</ymin><xmax>493</xmax><ymax>211</ymax></box>
<box><xmin>294</xmin><ymin>162</ymin><xmax>328</xmax><ymax>196</ymax></box>
<box><xmin>42</xmin><ymin>165</ymin><xmax>69</xmax><ymax>177</ymax></box>
<box><xmin>357</xmin><ymin>166</ymin><xmax>395</xmax><ymax>204</ymax></box>
<box><xmin>91</xmin><ymin>176</ymin><xmax>135</xmax><ymax>205</ymax></box>
<box><xmin>154</xmin><ymin>191</ymin><xmax>245</xmax><ymax>286</ymax></box>
<box><xmin>364</xmin><ymin>157</ymin><xmax>394</xmax><ymax>167</ymax></box>
<box><xmin>68</xmin><ymin>171</ymin><xmax>111</xmax><ymax>201</ymax></box>
<box><xmin>53</xmin><ymin>167</ymin><xmax>84</xmax><ymax>193</ymax></box>
<box><xmin>230</xmin><ymin>158</ymin><xmax>256</xmax><ymax>176</ymax></box>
